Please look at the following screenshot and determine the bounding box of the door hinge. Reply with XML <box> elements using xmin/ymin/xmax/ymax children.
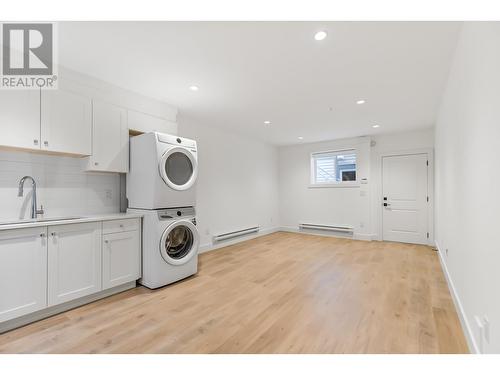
<box><xmin>427</xmin><ymin>232</ymin><xmax>429</xmax><ymax>239</ymax></box>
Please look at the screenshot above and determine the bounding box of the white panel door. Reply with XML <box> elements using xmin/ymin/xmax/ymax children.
<box><xmin>0</xmin><ymin>227</ymin><xmax>47</xmax><ymax>323</ymax></box>
<box><xmin>87</xmin><ymin>100</ymin><xmax>128</xmax><ymax>172</ymax></box>
<box><xmin>0</xmin><ymin>90</ymin><xmax>41</xmax><ymax>150</ymax></box>
<box><xmin>41</xmin><ymin>89</ymin><xmax>92</xmax><ymax>155</ymax></box>
<box><xmin>382</xmin><ymin>153</ymin><xmax>429</xmax><ymax>244</ymax></box>
<box><xmin>102</xmin><ymin>230</ymin><xmax>141</xmax><ymax>289</ymax></box>
<box><xmin>48</xmin><ymin>222</ymin><xmax>102</xmax><ymax>306</ymax></box>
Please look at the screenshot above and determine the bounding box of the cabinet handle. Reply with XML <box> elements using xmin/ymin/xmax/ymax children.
<box><xmin>51</xmin><ymin>232</ymin><xmax>56</xmax><ymax>236</ymax></box>
<box><xmin>40</xmin><ymin>233</ymin><xmax>45</xmax><ymax>238</ymax></box>
<box><xmin>44</xmin><ymin>141</ymin><xmax>49</xmax><ymax>147</ymax></box>
<box><xmin>94</xmin><ymin>162</ymin><xmax>99</xmax><ymax>166</ymax></box>
<box><xmin>33</xmin><ymin>139</ymin><xmax>39</xmax><ymax>145</ymax></box>
<box><xmin>104</xmin><ymin>240</ymin><xmax>109</xmax><ymax>244</ymax></box>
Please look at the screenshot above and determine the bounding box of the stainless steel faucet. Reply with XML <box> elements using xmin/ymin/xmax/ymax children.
<box><xmin>18</xmin><ymin>176</ymin><xmax>44</xmax><ymax>219</ymax></box>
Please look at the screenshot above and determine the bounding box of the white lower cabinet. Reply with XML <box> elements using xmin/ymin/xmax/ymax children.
<box><xmin>0</xmin><ymin>218</ymin><xmax>141</xmax><ymax>329</ymax></box>
<box><xmin>102</xmin><ymin>230</ymin><xmax>141</xmax><ymax>289</ymax></box>
<box><xmin>0</xmin><ymin>227</ymin><xmax>48</xmax><ymax>323</ymax></box>
<box><xmin>48</xmin><ymin>222</ymin><xmax>102</xmax><ymax>306</ymax></box>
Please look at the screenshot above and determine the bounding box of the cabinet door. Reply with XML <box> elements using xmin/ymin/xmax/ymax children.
<box><xmin>102</xmin><ymin>230</ymin><xmax>140</xmax><ymax>289</ymax></box>
<box><xmin>127</xmin><ymin>110</ymin><xmax>177</xmax><ymax>135</ymax></box>
<box><xmin>48</xmin><ymin>222</ymin><xmax>101</xmax><ymax>306</ymax></box>
<box><xmin>0</xmin><ymin>90</ymin><xmax>41</xmax><ymax>150</ymax></box>
<box><xmin>0</xmin><ymin>227</ymin><xmax>47</xmax><ymax>323</ymax></box>
<box><xmin>41</xmin><ymin>89</ymin><xmax>92</xmax><ymax>155</ymax></box>
<box><xmin>87</xmin><ymin>100</ymin><xmax>128</xmax><ymax>172</ymax></box>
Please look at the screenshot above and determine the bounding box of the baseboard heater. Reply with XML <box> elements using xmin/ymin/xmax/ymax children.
<box><xmin>299</xmin><ymin>223</ymin><xmax>354</xmax><ymax>234</ymax></box>
<box><xmin>213</xmin><ymin>226</ymin><xmax>260</xmax><ymax>242</ymax></box>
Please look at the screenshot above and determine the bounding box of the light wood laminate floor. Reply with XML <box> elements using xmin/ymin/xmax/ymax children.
<box><xmin>0</xmin><ymin>232</ymin><xmax>468</xmax><ymax>353</ymax></box>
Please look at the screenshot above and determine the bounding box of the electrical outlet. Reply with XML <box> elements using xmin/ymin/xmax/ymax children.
<box><xmin>483</xmin><ymin>315</ymin><xmax>490</xmax><ymax>344</ymax></box>
<box><xmin>475</xmin><ymin>315</ymin><xmax>490</xmax><ymax>352</ymax></box>
<box><xmin>105</xmin><ymin>189</ymin><xmax>113</xmax><ymax>200</ymax></box>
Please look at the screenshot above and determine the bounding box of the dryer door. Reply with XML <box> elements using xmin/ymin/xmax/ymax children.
<box><xmin>159</xmin><ymin>147</ymin><xmax>198</xmax><ymax>191</ymax></box>
<box><xmin>159</xmin><ymin>220</ymin><xmax>199</xmax><ymax>266</ymax></box>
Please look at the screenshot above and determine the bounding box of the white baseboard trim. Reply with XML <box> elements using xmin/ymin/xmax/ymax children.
<box><xmin>435</xmin><ymin>240</ymin><xmax>479</xmax><ymax>354</ymax></box>
<box><xmin>279</xmin><ymin>226</ymin><xmax>373</xmax><ymax>241</ymax></box>
<box><xmin>0</xmin><ymin>281</ymin><xmax>137</xmax><ymax>334</ymax></box>
<box><xmin>353</xmin><ymin>233</ymin><xmax>375</xmax><ymax>241</ymax></box>
<box><xmin>198</xmin><ymin>226</ymin><xmax>281</xmax><ymax>254</ymax></box>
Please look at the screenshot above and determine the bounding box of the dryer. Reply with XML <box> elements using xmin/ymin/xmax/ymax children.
<box><xmin>127</xmin><ymin>132</ymin><xmax>198</xmax><ymax>209</ymax></box>
<box><xmin>128</xmin><ymin>207</ymin><xmax>199</xmax><ymax>288</ymax></box>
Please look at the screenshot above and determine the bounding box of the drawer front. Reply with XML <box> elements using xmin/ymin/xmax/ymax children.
<box><xmin>102</xmin><ymin>218</ymin><xmax>140</xmax><ymax>234</ymax></box>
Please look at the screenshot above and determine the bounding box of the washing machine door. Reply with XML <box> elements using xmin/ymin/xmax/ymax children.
<box><xmin>159</xmin><ymin>220</ymin><xmax>199</xmax><ymax>266</ymax></box>
<box><xmin>159</xmin><ymin>147</ymin><xmax>198</xmax><ymax>191</ymax></box>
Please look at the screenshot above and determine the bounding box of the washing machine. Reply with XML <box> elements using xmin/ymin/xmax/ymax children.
<box><xmin>127</xmin><ymin>132</ymin><xmax>198</xmax><ymax>209</ymax></box>
<box><xmin>128</xmin><ymin>207</ymin><xmax>199</xmax><ymax>289</ymax></box>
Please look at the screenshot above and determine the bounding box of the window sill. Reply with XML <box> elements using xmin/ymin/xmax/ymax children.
<box><xmin>308</xmin><ymin>183</ymin><xmax>360</xmax><ymax>189</ymax></box>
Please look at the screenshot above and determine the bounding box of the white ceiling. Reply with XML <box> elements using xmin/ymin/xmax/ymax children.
<box><xmin>59</xmin><ymin>22</ymin><xmax>461</xmax><ymax>145</ymax></box>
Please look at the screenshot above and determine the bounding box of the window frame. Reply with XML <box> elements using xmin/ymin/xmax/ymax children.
<box><xmin>309</xmin><ymin>148</ymin><xmax>360</xmax><ymax>188</ymax></box>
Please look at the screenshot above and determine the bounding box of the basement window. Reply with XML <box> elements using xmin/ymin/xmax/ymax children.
<box><xmin>310</xmin><ymin>149</ymin><xmax>357</xmax><ymax>186</ymax></box>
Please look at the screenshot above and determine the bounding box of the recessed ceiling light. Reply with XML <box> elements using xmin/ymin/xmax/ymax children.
<box><xmin>189</xmin><ymin>85</ymin><xmax>199</xmax><ymax>91</ymax></box>
<box><xmin>372</xmin><ymin>124</ymin><xmax>380</xmax><ymax>128</ymax></box>
<box><xmin>264</xmin><ymin>121</ymin><xmax>271</xmax><ymax>125</ymax></box>
<box><xmin>314</xmin><ymin>31</ymin><xmax>328</xmax><ymax>41</ymax></box>
<box><xmin>298</xmin><ymin>136</ymin><xmax>304</xmax><ymax>140</ymax></box>
<box><xmin>356</xmin><ymin>99</ymin><xmax>366</xmax><ymax>105</ymax></box>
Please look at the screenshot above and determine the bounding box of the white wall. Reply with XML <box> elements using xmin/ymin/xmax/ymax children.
<box><xmin>178</xmin><ymin>116</ymin><xmax>280</xmax><ymax>251</ymax></box>
<box><xmin>278</xmin><ymin>136</ymin><xmax>371</xmax><ymax>239</ymax></box>
<box><xmin>435</xmin><ymin>22</ymin><xmax>500</xmax><ymax>353</ymax></box>
<box><xmin>0</xmin><ymin>150</ymin><xmax>119</xmax><ymax>221</ymax></box>
<box><xmin>278</xmin><ymin>129</ymin><xmax>434</xmax><ymax>240</ymax></box>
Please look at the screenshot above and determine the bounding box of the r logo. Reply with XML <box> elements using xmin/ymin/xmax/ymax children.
<box><xmin>2</xmin><ymin>23</ymin><xmax>53</xmax><ymax>75</ymax></box>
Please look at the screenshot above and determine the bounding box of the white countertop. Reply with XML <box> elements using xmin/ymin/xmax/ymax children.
<box><xmin>0</xmin><ymin>213</ymin><xmax>143</xmax><ymax>231</ymax></box>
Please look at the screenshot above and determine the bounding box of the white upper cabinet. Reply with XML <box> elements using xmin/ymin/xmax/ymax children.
<box><xmin>128</xmin><ymin>109</ymin><xmax>178</xmax><ymax>135</ymax></box>
<box><xmin>41</xmin><ymin>89</ymin><xmax>92</xmax><ymax>156</ymax></box>
<box><xmin>86</xmin><ymin>100</ymin><xmax>129</xmax><ymax>173</ymax></box>
<box><xmin>0</xmin><ymin>227</ymin><xmax>47</xmax><ymax>323</ymax></box>
<box><xmin>0</xmin><ymin>69</ymin><xmax>177</xmax><ymax>159</ymax></box>
<box><xmin>47</xmin><ymin>222</ymin><xmax>102</xmax><ymax>306</ymax></box>
<box><xmin>0</xmin><ymin>90</ymin><xmax>41</xmax><ymax>151</ymax></box>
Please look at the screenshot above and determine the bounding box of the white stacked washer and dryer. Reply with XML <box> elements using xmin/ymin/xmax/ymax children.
<box><xmin>127</xmin><ymin>132</ymin><xmax>200</xmax><ymax>289</ymax></box>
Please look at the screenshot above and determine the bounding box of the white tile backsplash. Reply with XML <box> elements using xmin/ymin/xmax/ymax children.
<box><xmin>0</xmin><ymin>150</ymin><xmax>120</xmax><ymax>221</ymax></box>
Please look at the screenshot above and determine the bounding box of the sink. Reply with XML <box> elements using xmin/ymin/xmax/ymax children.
<box><xmin>0</xmin><ymin>216</ymin><xmax>84</xmax><ymax>226</ymax></box>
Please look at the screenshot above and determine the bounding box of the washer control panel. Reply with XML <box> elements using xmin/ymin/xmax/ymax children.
<box><xmin>157</xmin><ymin>206</ymin><xmax>196</xmax><ymax>220</ymax></box>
